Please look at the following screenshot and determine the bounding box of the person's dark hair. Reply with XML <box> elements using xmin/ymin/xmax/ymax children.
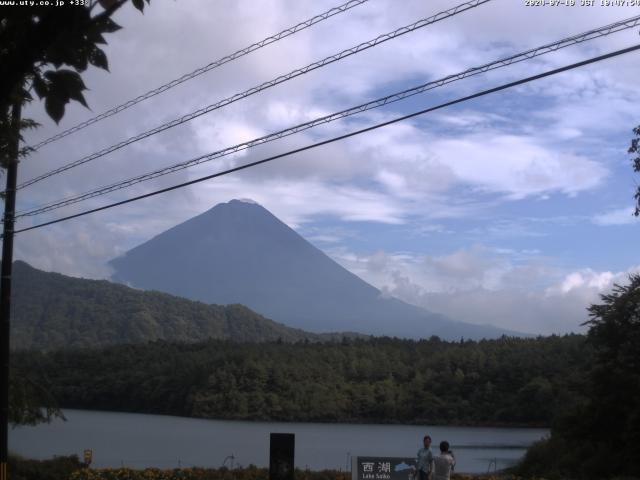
<box><xmin>439</xmin><ymin>441</ymin><xmax>450</xmax><ymax>453</ymax></box>
<box><xmin>424</xmin><ymin>435</ymin><xmax>431</xmax><ymax>441</ymax></box>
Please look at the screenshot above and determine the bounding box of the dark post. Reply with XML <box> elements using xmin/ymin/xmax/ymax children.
<box><xmin>0</xmin><ymin>101</ymin><xmax>21</xmax><ymax>480</ymax></box>
<box><xmin>269</xmin><ymin>433</ymin><xmax>295</xmax><ymax>480</ymax></box>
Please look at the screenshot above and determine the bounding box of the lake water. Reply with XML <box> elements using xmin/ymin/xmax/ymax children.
<box><xmin>10</xmin><ymin>410</ymin><xmax>547</xmax><ymax>473</ymax></box>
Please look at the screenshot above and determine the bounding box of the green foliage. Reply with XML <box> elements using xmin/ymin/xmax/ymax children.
<box><xmin>0</xmin><ymin>0</ymin><xmax>150</xmax><ymax>167</ymax></box>
<box><xmin>8</xmin><ymin>368</ymin><xmax>64</xmax><ymax>426</ymax></box>
<box><xmin>629</xmin><ymin>126</ymin><xmax>640</xmax><ymax>216</ymax></box>
<box><xmin>581</xmin><ymin>274</ymin><xmax>640</xmax><ymax>477</ymax></box>
<box><xmin>512</xmin><ymin>436</ymin><xmax>567</xmax><ymax>480</ymax></box>
<box><xmin>515</xmin><ymin>275</ymin><xmax>640</xmax><ymax>479</ymax></box>
<box><xmin>9</xmin><ymin>454</ymin><xmax>83</xmax><ymax>480</ymax></box>
<box><xmin>68</xmin><ymin>466</ymin><xmax>349</xmax><ymax>480</ymax></box>
<box><xmin>10</xmin><ymin>261</ymin><xmax>336</xmax><ymax>350</ymax></box>
<box><xmin>15</xmin><ymin>334</ymin><xmax>591</xmax><ymax>427</ymax></box>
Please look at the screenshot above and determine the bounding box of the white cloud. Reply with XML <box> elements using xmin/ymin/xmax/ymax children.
<box><xmin>593</xmin><ymin>207</ymin><xmax>640</xmax><ymax>226</ymax></box>
<box><xmin>14</xmin><ymin>221</ymin><xmax>122</xmax><ymax>279</ymax></box>
<box><xmin>196</xmin><ymin>177</ymin><xmax>409</xmax><ymax>226</ymax></box>
<box><xmin>546</xmin><ymin>267</ymin><xmax>634</xmax><ymax>296</ymax></box>
<box><xmin>17</xmin><ymin>0</ymin><xmax>626</xmax><ymax>227</ymax></box>
<box><xmin>328</xmin><ymin>245</ymin><xmax>640</xmax><ymax>335</ymax></box>
<box><xmin>428</xmin><ymin>134</ymin><xmax>608</xmax><ymax>199</ymax></box>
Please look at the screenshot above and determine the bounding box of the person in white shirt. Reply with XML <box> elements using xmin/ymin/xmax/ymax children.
<box><xmin>432</xmin><ymin>441</ymin><xmax>456</xmax><ymax>480</ymax></box>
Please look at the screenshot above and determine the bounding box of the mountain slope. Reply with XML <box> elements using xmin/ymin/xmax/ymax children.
<box><xmin>10</xmin><ymin>261</ymin><xmax>341</xmax><ymax>350</ymax></box>
<box><xmin>110</xmin><ymin>200</ymin><xmax>521</xmax><ymax>340</ymax></box>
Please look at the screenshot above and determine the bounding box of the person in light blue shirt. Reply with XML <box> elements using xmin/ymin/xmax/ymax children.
<box><xmin>415</xmin><ymin>435</ymin><xmax>433</xmax><ymax>480</ymax></box>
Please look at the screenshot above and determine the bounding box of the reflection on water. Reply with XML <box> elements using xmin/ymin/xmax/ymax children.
<box><xmin>10</xmin><ymin>410</ymin><xmax>547</xmax><ymax>473</ymax></box>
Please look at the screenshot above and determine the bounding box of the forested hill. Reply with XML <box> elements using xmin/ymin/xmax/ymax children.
<box><xmin>10</xmin><ymin>261</ymin><xmax>354</xmax><ymax>350</ymax></box>
<box><xmin>15</xmin><ymin>335</ymin><xmax>591</xmax><ymax>427</ymax></box>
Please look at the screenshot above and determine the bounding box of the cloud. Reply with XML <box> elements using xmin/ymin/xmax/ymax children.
<box><xmin>14</xmin><ymin>220</ymin><xmax>123</xmax><ymax>279</ymax></box>
<box><xmin>328</xmin><ymin>245</ymin><xmax>640</xmax><ymax>335</ymax></box>
<box><xmin>18</xmin><ymin>0</ymin><xmax>624</xmax><ymax>227</ymax></box>
<box><xmin>544</xmin><ymin>267</ymin><xmax>640</xmax><ymax>297</ymax></box>
<box><xmin>592</xmin><ymin>207</ymin><xmax>640</xmax><ymax>226</ymax></box>
<box><xmin>427</xmin><ymin>134</ymin><xmax>608</xmax><ymax>199</ymax></box>
<box><xmin>195</xmin><ymin>176</ymin><xmax>409</xmax><ymax>226</ymax></box>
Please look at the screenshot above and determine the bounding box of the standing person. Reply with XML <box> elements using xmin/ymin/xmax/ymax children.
<box><xmin>415</xmin><ymin>435</ymin><xmax>433</xmax><ymax>480</ymax></box>
<box><xmin>432</xmin><ymin>441</ymin><xmax>456</xmax><ymax>480</ymax></box>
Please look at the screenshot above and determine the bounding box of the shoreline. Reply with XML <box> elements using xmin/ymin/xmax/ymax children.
<box><xmin>48</xmin><ymin>407</ymin><xmax>552</xmax><ymax>430</ymax></box>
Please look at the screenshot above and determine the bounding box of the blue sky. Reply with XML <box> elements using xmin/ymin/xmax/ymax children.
<box><xmin>14</xmin><ymin>0</ymin><xmax>640</xmax><ymax>335</ymax></box>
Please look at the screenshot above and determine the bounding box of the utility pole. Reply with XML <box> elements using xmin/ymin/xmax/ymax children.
<box><xmin>0</xmin><ymin>101</ymin><xmax>21</xmax><ymax>480</ymax></box>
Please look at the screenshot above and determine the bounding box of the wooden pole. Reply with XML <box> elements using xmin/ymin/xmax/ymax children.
<box><xmin>0</xmin><ymin>101</ymin><xmax>22</xmax><ymax>480</ymax></box>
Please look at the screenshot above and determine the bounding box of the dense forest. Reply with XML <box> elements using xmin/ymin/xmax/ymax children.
<box><xmin>15</xmin><ymin>334</ymin><xmax>590</xmax><ymax>427</ymax></box>
<box><xmin>11</xmin><ymin>261</ymin><xmax>361</xmax><ymax>349</ymax></box>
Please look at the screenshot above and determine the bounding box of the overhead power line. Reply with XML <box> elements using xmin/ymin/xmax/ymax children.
<box><xmin>12</xmin><ymin>43</ymin><xmax>640</xmax><ymax>236</ymax></box>
<box><xmin>15</xmin><ymin>0</ymin><xmax>491</xmax><ymax>192</ymax></box>
<box><xmin>15</xmin><ymin>14</ymin><xmax>640</xmax><ymax>220</ymax></box>
<box><xmin>28</xmin><ymin>0</ymin><xmax>371</xmax><ymax>151</ymax></box>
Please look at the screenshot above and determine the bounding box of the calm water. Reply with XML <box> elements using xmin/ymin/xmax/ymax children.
<box><xmin>10</xmin><ymin>410</ymin><xmax>547</xmax><ymax>473</ymax></box>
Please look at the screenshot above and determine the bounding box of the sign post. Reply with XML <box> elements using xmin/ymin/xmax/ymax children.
<box><xmin>269</xmin><ymin>433</ymin><xmax>294</xmax><ymax>480</ymax></box>
<box><xmin>352</xmin><ymin>457</ymin><xmax>417</xmax><ymax>480</ymax></box>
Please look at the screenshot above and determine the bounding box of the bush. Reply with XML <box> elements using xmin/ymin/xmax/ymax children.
<box><xmin>69</xmin><ymin>466</ymin><xmax>349</xmax><ymax>480</ymax></box>
<box><xmin>9</xmin><ymin>454</ymin><xmax>84</xmax><ymax>480</ymax></box>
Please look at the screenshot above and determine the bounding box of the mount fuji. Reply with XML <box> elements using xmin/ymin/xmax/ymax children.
<box><xmin>110</xmin><ymin>200</ymin><xmax>522</xmax><ymax>340</ymax></box>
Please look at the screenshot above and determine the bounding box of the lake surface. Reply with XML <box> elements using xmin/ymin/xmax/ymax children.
<box><xmin>10</xmin><ymin>410</ymin><xmax>547</xmax><ymax>473</ymax></box>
